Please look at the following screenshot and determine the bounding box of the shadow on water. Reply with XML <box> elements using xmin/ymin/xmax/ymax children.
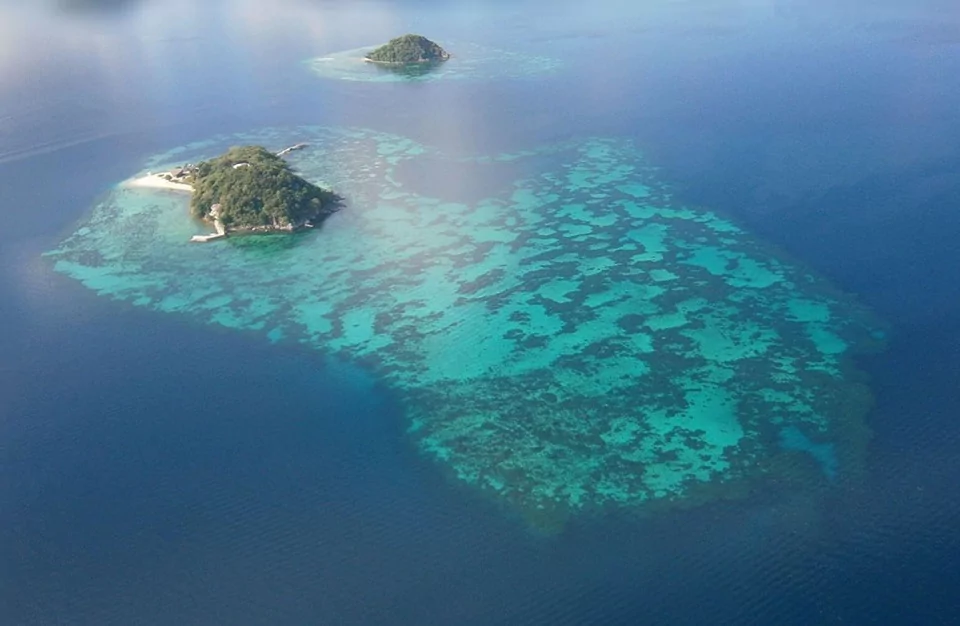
<box><xmin>54</xmin><ymin>0</ymin><xmax>143</xmax><ymax>15</ymax></box>
<box><xmin>218</xmin><ymin>191</ymin><xmax>346</xmax><ymax>253</ymax></box>
<box><xmin>220</xmin><ymin>230</ymin><xmax>316</xmax><ymax>254</ymax></box>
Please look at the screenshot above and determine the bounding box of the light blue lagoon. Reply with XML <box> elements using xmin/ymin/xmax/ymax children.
<box><xmin>46</xmin><ymin>126</ymin><xmax>886</xmax><ymax>526</ymax></box>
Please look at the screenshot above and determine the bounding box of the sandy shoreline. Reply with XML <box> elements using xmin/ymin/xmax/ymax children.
<box><xmin>125</xmin><ymin>173</ymin><xmax>193</xmax><ymax>192</ymax></box>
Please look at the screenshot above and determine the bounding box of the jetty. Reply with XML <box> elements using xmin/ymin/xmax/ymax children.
<box><xmin>190</xmin><ymin>204</ymin><xmax>227</xmax><ymax>243</ymax></box>
<box><xmin>276</xmin><ymin>143</ymin><xmax>308</xmax><ymax>157</ymax></box>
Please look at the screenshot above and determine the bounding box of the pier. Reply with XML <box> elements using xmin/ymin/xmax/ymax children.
<box><xmin>190</xmin><ymin>204</ymin><xmax>227</xmax><ymax>242</ymax></box>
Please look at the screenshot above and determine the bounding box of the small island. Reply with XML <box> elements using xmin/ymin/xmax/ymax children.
<box><xmin>364</xmin><ymin>34</ymin><xmax>450</xmax><ymax>65</ymax></box>
<box><xmin>130</xmin><ymin>145</ymin><xmax>338</xmax><ymax>242</ymax></box>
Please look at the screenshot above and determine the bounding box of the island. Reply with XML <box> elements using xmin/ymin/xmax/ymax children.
<box><xmin>364</xmin><ymin>34</ymin><xmax>450</xmax><ymax>65</ymax></box>
<box><xmin>128</xmin><ymin>145</ymin><xmax>339</xmax><ymax>242</ymax></box>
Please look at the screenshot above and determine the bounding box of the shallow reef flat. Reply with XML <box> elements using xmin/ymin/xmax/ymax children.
<box><xmin>306</xmin><ymin>41</ymin><xmax>562</xmax><ymax>82</ymax></box>
<box><xmin>46</xmin><ymin>126</ymin><xmax>886</xmax><ymax>526</ymax></box>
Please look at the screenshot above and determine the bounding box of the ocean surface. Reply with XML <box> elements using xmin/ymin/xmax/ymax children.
<box><xmin>3</xmin><ymin>0</ymin><xmax>960</xmax><ymax>624</ymax></box>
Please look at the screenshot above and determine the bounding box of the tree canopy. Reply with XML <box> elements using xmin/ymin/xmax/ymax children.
<box><xmin>365</xmin><ymin>34</ymin><xmax>450</xmax><ymax>64</ymax></box>
<box><xmin>189</xmin><ymin>146</ymin><xmax>337</xmax><ymax>230</ymax></box>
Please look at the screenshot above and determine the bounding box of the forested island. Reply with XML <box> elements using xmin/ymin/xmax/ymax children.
<box><xmin>365</xmin><ymin>34</ymin><xmax>450</xmax><ymax>65</ymax></box>
<box><xmin>143</xmin><ymin>145</ymin><xmax>338</xmax><ymax>241</ymax></box>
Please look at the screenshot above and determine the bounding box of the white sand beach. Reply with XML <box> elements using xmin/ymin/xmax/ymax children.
<box><xmin>125</xmin><ymin>173</ymin><xmax>193</xmax><ymax>192</ymax></box>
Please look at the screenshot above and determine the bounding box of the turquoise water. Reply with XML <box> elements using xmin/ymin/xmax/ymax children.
<box><xmin>47</xmin><ymin>125</ymin><xmax>885</xmax><ymax>525</ymax></box>
<box><xmin>306</xmin><ymin>41</ymin><xmax>562</xmax><ymax>82</ymax></box>
<box><xmin>8</xmin><ymin>0</ymin><xmax>960</xmax><ymax>622</ymax></box>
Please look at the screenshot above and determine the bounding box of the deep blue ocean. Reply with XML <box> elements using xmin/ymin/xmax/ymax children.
<box><xmin>3</xmin><ymin>1</ymin><xmax>960</xmax><ymax>624</ymax></box>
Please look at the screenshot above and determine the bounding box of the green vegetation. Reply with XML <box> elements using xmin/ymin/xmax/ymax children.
<box><xmin>365</xmin><ymin>34</ymin><xmax>450</xmax><ymax>65</ymax></box>
<box><xmin>373</xmin><ymin>61</ymin><xmax>445</xmax><ymax>79</ymax></box>
<box><xmin>188</xmin><ymin>146</ymin><xmax>338</xmax><ymax>231</ymax></box>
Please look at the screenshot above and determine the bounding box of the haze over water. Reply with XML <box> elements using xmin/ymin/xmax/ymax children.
<box><xmin>3</xmin><ymin>1</ymin><xmax>960</xmax><ymax>624</ymax></box>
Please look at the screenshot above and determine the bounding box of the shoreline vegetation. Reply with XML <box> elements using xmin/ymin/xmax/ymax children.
<box><xmin>363</xmin><ymin>34</ymin><xmax>450</xmax><ymax>65</ymax></box>
<box><xmin>123</xmin><ymin>143</ymin><xmax>337</xmax><ymax>242</ymax></box>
